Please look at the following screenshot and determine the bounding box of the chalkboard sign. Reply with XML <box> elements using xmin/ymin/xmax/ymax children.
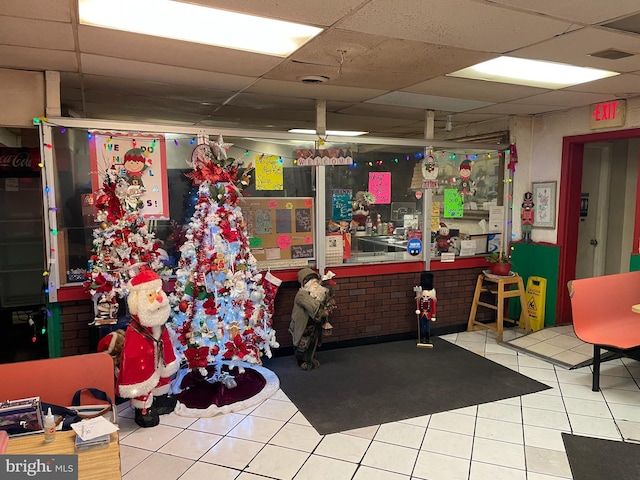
<box><xmin>241</xmin><ymin>197</ymin><xmax>315</xmax><ymax>266</ymax></box>
<box><xmin>331</xmin><ymin>190</ymin><xmax>352</xmax><ymax>221</ymax></box>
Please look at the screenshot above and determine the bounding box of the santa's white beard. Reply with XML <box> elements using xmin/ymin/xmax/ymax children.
<box><xmin>135</xmin><ymin>293</ymin><xmax>171</xmax><ymax>328</ymax></box>
<box><xmin>304</xmin><ymin>279</ymin><xmax>328</xmax><ymax>302</ymax></box>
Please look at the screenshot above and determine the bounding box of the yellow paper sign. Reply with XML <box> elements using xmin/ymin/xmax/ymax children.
<box><xmin>255</xmin><ymin>155</ymin><xmax>284</xmax><ymax>191</ymax></box>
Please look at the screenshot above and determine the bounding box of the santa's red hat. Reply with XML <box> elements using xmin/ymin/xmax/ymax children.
<box><xmin>128</xmin><ymin>268</ymin><xmax>162</xmax><ymax>292</ymax></box>
<box><xmin>97</xmin><ymin>331</ymin><xmax>118</xmax><ymax>354</ymax></box>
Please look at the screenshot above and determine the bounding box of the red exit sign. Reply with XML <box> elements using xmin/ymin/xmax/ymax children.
<box><xmin>590</xmin><ymin>100</ymin><xmax>626</xmax><ymax>129</ymax></box>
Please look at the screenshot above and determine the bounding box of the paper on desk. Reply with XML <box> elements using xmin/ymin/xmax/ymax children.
<box><xmin>71</xmin><ymin>416</ymin><xmax>118</xmax><ymax>440</ymax></box>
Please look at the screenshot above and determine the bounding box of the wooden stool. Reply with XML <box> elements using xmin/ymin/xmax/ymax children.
<box><xmin>467</xmin><ymin>272</ymin><xmax>531</xmax><ymax>342</ymax></box>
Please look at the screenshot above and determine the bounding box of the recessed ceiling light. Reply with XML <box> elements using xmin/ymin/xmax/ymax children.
<box><xmin>78</xmin><ymin>0</ymin><xmax>323</xmax><ymax>57</ymax></box>
<box><xmin>288</xmin><ymin>129</ymin><xmax>368</xmax><ymax>137</ymax></box>
<box><xmin>448</xmin><ymin>56</ymin><xmax>619</xmax><ymax>89</ymax></box>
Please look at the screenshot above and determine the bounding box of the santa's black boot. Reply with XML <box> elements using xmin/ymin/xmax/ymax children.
<box><xmin>153</xmin><ymin>394</ymin><xmax>177</xmax><ymax>415</ymax></box>
<box><xmin>134</xmin><ymin>406</ymin><xmax>159</xmax><ymax>428</ymax></box>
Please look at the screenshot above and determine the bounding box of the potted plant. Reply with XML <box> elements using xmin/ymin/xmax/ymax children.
<box><xmin>486</xmin><ymin>251</ymin><xmax>512</xmax><ymax>276</ymax></box>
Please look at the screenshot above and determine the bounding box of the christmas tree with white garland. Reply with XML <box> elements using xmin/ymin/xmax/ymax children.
<box><xmin>169</xmin><ymin>137</ymin><xmax>278</xmax><ymax>379</ymax></box>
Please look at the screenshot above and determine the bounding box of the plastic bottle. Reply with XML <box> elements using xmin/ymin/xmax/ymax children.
<box><xmin>44</xmin><ymin>407</ymin><xmax>56</xmax><ymax>442</ymax></box>
<box><xmin>365</xmin><ymin>217</ymin><xmax>372</xmax><ymax>235</ymax></box>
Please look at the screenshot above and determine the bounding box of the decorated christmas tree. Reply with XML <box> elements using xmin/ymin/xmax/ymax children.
<box><xmin>169</xmin><ymin>137</ymin><xmax>279</xmax><ymax>381</ymax></box>
<box><xmin>86</xmin><ymin>162</ymin><xmax>168</xmax><ymax>320</ymax></box>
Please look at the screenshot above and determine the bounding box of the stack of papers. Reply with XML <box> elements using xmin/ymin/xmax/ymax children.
<box><xmin>71</xmin><ymin>416</ymin><xmax>118</xmax><ymax>451</ymax></box>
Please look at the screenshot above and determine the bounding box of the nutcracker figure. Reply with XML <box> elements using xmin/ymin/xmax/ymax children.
<box><xmin>414</xmin><ymin>272</ymin><xmax>437</xmax><ymax>348</ymax></box>
<box><xmin>521</xmin><ymin>191</ymin><xmax>534</xmax><ymax>243</ymax></box>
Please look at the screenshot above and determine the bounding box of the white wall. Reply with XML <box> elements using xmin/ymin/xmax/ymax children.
<box><xmin>512</xmin><ymin>97</ymin><xmax>640</xmax><ymax>244</ymax></box>
<box><xmin>0</xmin><ymin>68</ymin><xmax>45</xmax><ymax>127</ymax></box>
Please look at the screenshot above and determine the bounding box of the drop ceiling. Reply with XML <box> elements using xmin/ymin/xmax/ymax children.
<box><xmin>1</xmin><ymin>0</ymin><xmax>640</xmax><ymax>139</ymax></box>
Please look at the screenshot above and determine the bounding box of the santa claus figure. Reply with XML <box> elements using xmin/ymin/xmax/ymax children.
<box><xmin>117</xmin><ymin>269</ymin><xmax>179</xmax><ymax>427</ymax></box>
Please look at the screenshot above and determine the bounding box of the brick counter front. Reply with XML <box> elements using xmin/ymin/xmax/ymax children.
<box><xmin>54</xmin><ymin>267</ymin><xmax>492</xmax><ymax>356</ymax></box>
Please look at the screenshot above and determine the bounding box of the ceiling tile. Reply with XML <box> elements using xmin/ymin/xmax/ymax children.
<box><xmin>80</xmin><ymin>54</ymin><xmax>256</xmax><ymax>91</ymax></box>
<box><xmin>0</xmin><ymin>16</ymin><xmax>74</xmax><ymax>50</ymax></box>
<box><xmin>566</xmin><ymin>73</ymin><xmax>640</xmax><ymax>95</ymax></box>
<box><xmin>246</xmin><ymin>79</ymin><xmax>386</xmax><ymax>102</ymax></box>
<box><xmin>514</xmin><ymin>90</ymin><xmax>617</xmax><ymax>107</ymax></box>
<box><xmin>77</xmin><ymin>26</ymin><xmax>283</xmax><ymax>77</ymax></box>
<box><xmin>0</xmin><ymin>45</ymin><xmax>77</xmax><ymax>71</ymax></box>
<box><xmin>336</xmin><ymin>103</ymin><xmax>430</xmax><ymax>122</ymax></box>
<box><xmin>404</xmin><ymin>76</ymin><xmax>551</xmax><ymax>103</ymax></box>
<box><xmin>336</xmin><ymin>0</ymin><xmax>574</xmax><ymax>53</ymax></box>
<box><xmin>511</xmin><ymin>27</ymin><xmax>640</xmax><ymax>72</ymax></box>
<box><xmin>469</xmin><ymin>103</ymin><xmax>572</xmax><ymax>115</ymax></box>
<box><xmin>1</xmin><ymin>0</ymin><xmax>70</xmax><ymax>22</ymax></box>
<box><xmin>484</xmin><ymin>0</ymin><xmax>640</xmax><ymax>24</ymax></box>
<box><xmin>366</xmin><ymin>91</ymin><xmax>493</xmax><ymax>112</ymax></box>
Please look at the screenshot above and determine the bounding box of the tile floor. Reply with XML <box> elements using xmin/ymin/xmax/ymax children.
<box><xmin>117</xmin><ymin>328</ymin><xmax>640</xmax><ymax>480</ymax></box>
<box><xmin>502</xmin><ymin>325</ymin><xmax>596</xmax><ymax>369</ymax></box>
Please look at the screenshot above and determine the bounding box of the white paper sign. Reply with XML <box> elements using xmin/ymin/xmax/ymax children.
<box><xmin>440</xmin><ymin>252</ymin><xmax>455</xmax><ymax>263</ymax></box>
<box><xmin>460</xmin><ymin>240</ymin><xmax>476</xmax><ymax>257</ymax></box>
<box><xmin>488</xmin><ymin>206</ymin><xmax>504</xmax><ymax>233</ymax></box>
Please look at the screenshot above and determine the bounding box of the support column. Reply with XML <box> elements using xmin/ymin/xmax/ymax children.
<box><xmin>315</xmin><ymin>100</ymin><xmax>327</xmax><ymax>274</ymax></box>
<box><xmin>45</xmin><ymin>71</ymin><xmax>61</xmax><ymax>118</ymax></box>
<box><xmin>422</xmin><ymin>110</ymin><xmax>435</xmax><ymax>271</ymax></box>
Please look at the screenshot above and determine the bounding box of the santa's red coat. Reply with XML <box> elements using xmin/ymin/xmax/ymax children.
<box><xmin>117</xmin><ymin>316</ymin><xmax>179</xmax><ymax>401</ymax></box>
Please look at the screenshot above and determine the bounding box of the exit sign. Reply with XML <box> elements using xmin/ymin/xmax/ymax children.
<box><xmin>590</xmin><ymin>100</ymin><xmax>625</xmax><ymax>129</ymax></box>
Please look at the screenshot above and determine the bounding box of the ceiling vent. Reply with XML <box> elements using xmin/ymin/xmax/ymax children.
<box><xmin>297</xmin><ymin>75</ymin><xmax>330</xmax><ymax>84</ymax></box>
<box><xmin>602</xmin><ymin>13</ymin><xmax>640</xmax><ymax>36</ymax></box>
<box><xmin>588</xmin><ymin>48</ymin><xmax>635</xmax><ymax>60</ymax></box>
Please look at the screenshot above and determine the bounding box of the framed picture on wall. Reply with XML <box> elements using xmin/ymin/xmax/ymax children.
<box><xmin>532</xmin><ymin>181</ymin><xmax>557</xmax><ymax>228</ymax></box>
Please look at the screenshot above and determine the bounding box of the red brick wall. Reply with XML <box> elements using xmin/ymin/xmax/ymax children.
<box><xmin>59</xmin><ymin>301</ymin><xmax>93</xmax><ymax>356</ymax></box>
<box><xmin>58</xmin><ymin>268</ymin><xmax>492</xmax><ymax>355</ymax></box>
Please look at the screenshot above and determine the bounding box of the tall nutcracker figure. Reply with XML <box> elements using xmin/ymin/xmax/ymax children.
<box><xmin>521</xmin><ymin>191</ymin><xmax>534</xmax><ymax>243</ymax></box>
<box><xmin>414</xmin><ymin>272</ymin><xmax>437</xmax><ymax>348</ymax></box>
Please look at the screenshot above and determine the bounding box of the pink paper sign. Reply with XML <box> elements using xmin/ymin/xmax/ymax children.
<box><xmin>368</xmin><ymin>172</ymin><xmax>391</xmax><ymax>204</ymax></box>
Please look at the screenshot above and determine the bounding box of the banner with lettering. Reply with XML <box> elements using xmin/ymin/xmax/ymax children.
<box><xmin>89</xmin><ymin>132</ymin><xmax>169</xmax><ymax>219</ymax></box>
<box><xmin>255</xmin><ymin>154</ymin><xmax>284</xmax><ymax>190</ymax></box>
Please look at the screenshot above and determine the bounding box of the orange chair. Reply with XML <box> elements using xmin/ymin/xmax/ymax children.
<box><xmin>568</xmin><ymin>271</ymin><xmax>640</xmax><ymax>391</ymax></box>
<box><xmin>0</xmin><ymin>352</ymin><xmax>115</xmax><ymax>406</ymax></box>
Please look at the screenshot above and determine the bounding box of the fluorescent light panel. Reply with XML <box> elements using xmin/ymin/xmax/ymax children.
<box><xmin>288</xmin><ymin>129</ymin><xmax>369</xmax><ymax>137</ymax></box>
<box><xmin>448</xmin><ymin>56</ymin><xmax>619</xmax><ymax>89</ymax></box>
<box><xmin>78</xmin><ymin>0</ymin><xmax>323</xmax><ymax>57</ymax></box>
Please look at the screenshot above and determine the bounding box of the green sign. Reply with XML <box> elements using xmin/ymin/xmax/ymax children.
<box><xmin>444</xmin><ymin>189</ymin><xmax>464</xmax><ymax>218</ymax></box>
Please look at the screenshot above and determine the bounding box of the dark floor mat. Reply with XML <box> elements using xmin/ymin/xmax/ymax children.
<box><xmin>562</xmin><ymin>433</ymin><xmax>640</xmax><ymax>480</ymax></box>
<box><xmin>263</xmin><ymin>338</ymin><xmax>550</xmax><ymax>435</ymax></box>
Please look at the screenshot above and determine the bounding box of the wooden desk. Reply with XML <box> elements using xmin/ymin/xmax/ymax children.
<box><xmin>6</xmin><ymin>431</ymin><xmax>121</xmax><ymax>480</ymax></box>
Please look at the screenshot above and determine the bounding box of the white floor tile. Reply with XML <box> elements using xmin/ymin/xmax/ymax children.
<box><xmin>122</xmin><ymin>452</ymin><xmax>194</xmax><ymax>480</ymax></box>
<box><xmin>158</xmin><ymin>429</ymin><xmax>222</xmax><ymax>460</ymax></box>
<box><xmin>200</xmin><ymin>436</ymin><xmax>264</xmax><ymax>470</ymax></box>
<box><xmin>251</xmin><ymin>398</ymin><xmax>298</xmax><ymax>421</ymax></box>
<box><xmin>413</xmin><ymin>450</ymin><xmax>470</xmax><ymax>480</ymax></box>
<box><xmin>342</xmin><ymin>424</ymin><xmax>379</xmax><ymax>440</ymax></box>
<box><xmin>545</xmin><ymin>334</ymin><xmax>585</xmax><ymax>350</ymax></box>
<box><xmin>288</xmin><ymin>412</ymin><xmax>313</xmax><ymax>427</ymax></box>
<box><xmin>421</xmin><ymin>429</ymin><xmax>473</xmax><ymax>459</ymax></box>
<box><xmin>352</xmin><ymin>465</ymin><xmax>410</xmax><ymax>480</ymax></box>
<box><xmin>399</xmin><ymin>414</ymin><xmax>430</xmax><ymax>427</ymax></box>
<box><xmin>428</xmin><ymin>411</ymin><xmax>476</xmax><ymax>436</ymax></box>
<box><xmin>518</xmin><ymin>366</ymin><xmax>558</xmax><ymax>382</ymax></box>
<box><xmin>180</xmin><ymin>462</ymin><xmax>240</xmax><ymax>480</ymax></box>
<box><xmin>609</xmin><ymin>402</ymin><xmax>640</xmax><ymax>423</ymax></box>
<box><xmin>468</xmin><ymin>461</ymin><xmax>526</xmax><ymax>480</ymax></box>
<box><xmin>293</xmin><ymin>454</ymin><xmax>357</xmax><ymax>480</ymax></box>
<box><xmin>477</xmin><ymin>402</ymin><xmax>522</xmax><ymax>424</ymax></box>
<box><xmin>522</xmin><ymin>407</ymin><xmax>570</xmax><ymax>431</ymax></box>
<box><xmin>119</xmin><ymin>424</ymin><xmax>183</xmax><ymax>451</ymax></box>
<box><xmin>269</xmin><ymin>422</ymin><xmax>323</xmax><ymax>452</ymax></box>
<box><xmin>471</xmin><ymin>437</ymin><xmax>525</xmax><ymax>470</ymax></box>
<box><xmin>601</xmin><ymin>387</ymin><xmax>640</xmax><ymax>406</ymax></box>
<box><xmin>520</xmin><ymin>391</ymin><xmax>566</xmax><ymax>412</ymax></box>
<box><xmin>361</xmin><ymin>440</ymin><xmax>419</xmax><ymax>476</ymax></box>
<box><xmin>559</xmin><ymin>381</ymin><xmax>602</xmax><ymax>400</ymax></box>
<box><xmin>525</xmin><ymin>446</ymin><xmax>572</xmax><ymax>478</ymax></box>
<box><xmin>485</xmin><ymin>352</ymin><xmax>519</xmax><ymax>367</ymax></box>
<box><xmin>188</xmin><ymin>413</ymin><xmax>246</xmax><ymax>435</ymax></box>
<box><xmin>568</xmin><ymin>413</ymin><xmax>621</xmax><ymax>439</ymax></box>
<box><xmin>563</xmin><ymin>396</ymin><xmax>612</xmax><ymax>418</ymax></box>
<box><xmin>374</xmin><ymin>421</ymin><xmax>426</xmax><ymax>449</ymax></box>
<box><xmin>119</xmin><ymin>445</ymin><xmax>152</xmax><ymax>475</ymax></box>
<box><xmin>618</xmin><ymin>419</ymin><xmax>640</xmax><ymax>441</ymax></box>
<box><xmin>159</xmin><ymin>411</ymin><xmax>198</xmax><ymax>429</ymax></box>
<box><xmin>518</xmin><ymin>354</ymin><xmax>556</xmax><ymax>370</ymax></box>
<box><xmin>314</xmin><ymin>433</ymin><xmax>371</xmax><ymax>463</ymax></box>
<box><xmin>523</xmin><ymin>424</ymin><xmax>567</xmax><ymax>452</ymax></box>
<box><xmin>475</xmin><ymin>417</ymin><xmax>523</xmax><ymax>444</ymax></box>
<box><xmin>227</xmin><ymin>415</ymin><xmax>286</xmax><ymax>443</ymax></box>
<box><xmin>245</xmin><ymin>444</ymin><xmax>309</xmax><ymax>480</ymax></box>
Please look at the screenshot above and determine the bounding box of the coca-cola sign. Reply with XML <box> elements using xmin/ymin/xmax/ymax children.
<box><xmin>0</xmin><ymin>148</ymin><xmax>40</xmax><ymax>175</ymax></box>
